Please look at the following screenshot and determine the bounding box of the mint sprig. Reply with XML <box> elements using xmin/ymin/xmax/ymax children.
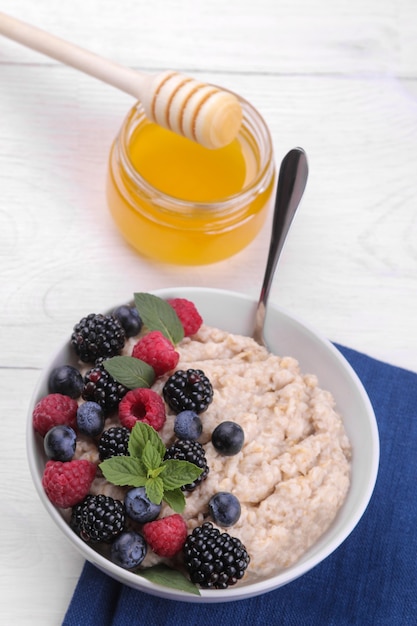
<box><xmin>99</xmin><ymin>423</ymin><xmax>202</xmax><ymax>512</ymax></box>
<box><xmin>104</xmin><ymin>356</ymin><xmax>155</xmax><ymax>389</ymax></box>
<box><xmin>134</xmin><ymin>292</ymin><xmax>184</xmax><ymax>345</ymax></box>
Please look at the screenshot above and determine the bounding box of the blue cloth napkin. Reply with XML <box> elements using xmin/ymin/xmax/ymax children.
<box><xmin>63</xmin><ymin>345</ymin><xmax>417</xmax><ymax>626</ymax></box>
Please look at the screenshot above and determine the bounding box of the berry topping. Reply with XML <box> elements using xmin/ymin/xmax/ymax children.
<box><xmin>124</xmin><ymin>486</ymin><xmax>161</xmax><ymax>523</ymax></box>
<box><xmin>44</xmin><ymin>425</ymin><xmax>77</xmax><ymax>462</ymax></box>
<box><xmin>167</xmin><ymin>298</ymin><xmax>203</xmax><ymax>336</ymax></box>
<box><xmin>98</xmin><ymin>426</ymin><xmax>130</xmax><ymax>461</ymax></box>
<box><xmin>112</xmin><ymin>305</ymin><xmax>143</xmax><ymax>338</ymax></box>
<box><xmin>212</xmin><ymin>421</ymin><xmax>244</xmax><ymax>456</ymax></box>
<box><xmin>119</xmin><ymin>388</ymin><xmax>166</xmax><ymax>431</ymax></box>
<box><xmin>174</xmin><ymin>410</ymin><xmax>203</xmax><ymax>441</ymax></box>
<box><xmin>71</xmin><ymin>313</ymin><xmax>126</xmax><ymax>363</ymax></box>
<box><xmin>82</xmin><ymin>358</ymin><xmax>129</xmax><ymax>415</ymax></box>
<box><xmin>183</xmin><ymin>522</ymin><xmax>250</xmax><ymax>589</ymax></box>
<box><xmin>163</xmin><ymin>369</ymin><xmax>213</xmax><ymax>414</ymax></box>
<box><xmin>132</xmin><ymin>330</ymin><xmax>179</xmax><ymax>377</ymax></box>
<box><xmin>76</xmin><ymin>401</ymin><xmax>105</xmax><ymax>437</ymax></box>
<box><xmin>164</xmin><ymin>440</ymin><xmax>209</xmax><ymax>491</ymax></box>
<box><xmin>48</xmin><ymin>365</ymin><xmax>84</xmax><ymax>399</ymax></box>
<box><xmin>110</xmin><ymin>530</ymin><xmax>147</xmax><ymax>569</ymax></box>
<box><xmin>42</xmin><ymin>459</ymin><xmax>96</xmax><ymax>508</ymax></box>
<box><xmin>70</xmin><ymin>494</ymin><xmax>125</xmax><ymax>542</ymax></box>
<box><xmin>33</xmin><ymin>393</ymin><xmax>78</xmax><ymax>437</ymax></box>
<box><xmin>142</xmin><ymin>514</ymin><xmax>188</xmax><ymax>557</ymax></box>
<box><xmin>208</xmin><ymin>492</ymin><xmax>241</xmax><ymax>527</ymax></box>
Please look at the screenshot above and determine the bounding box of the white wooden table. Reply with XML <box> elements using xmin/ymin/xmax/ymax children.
<box><xmin>1</xmin><ymin>1</ymin><xmax>416</xmax><ymax>623</ymax></box>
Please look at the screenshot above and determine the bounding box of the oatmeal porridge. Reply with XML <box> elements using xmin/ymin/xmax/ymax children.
<box><xmin>80</xmin><ymin>324</ymin><xmax>351</xmax><ymax>579</ymax></box>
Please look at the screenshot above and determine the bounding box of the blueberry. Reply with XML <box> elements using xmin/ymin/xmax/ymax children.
<box><xmin>124</xmin><ymin>487</ymin><xmax>161</xmax><ymax>523</ymax></box>
<box><xmin>44</xmin><ymin>425</ymin><xmax>77</xmax><ymax>461</ymax></box>
<box><xmin>208</xmin><ymin>492</ymin><xmax>241</xmax><ymax>527</ymax></box>
<box><xmin>211</xmin><ymin>421</ymin><xmax>244</xmax><ymax>456</ymax></box>
<box><xmin>174</xmin><ymin>410</ymin><xmax>203</xmax><ymax>441</ymax></box>
<box><xmin>77</xmin><ymin>401</ymin><xmax>105</xmax><ymax>437</ymax></box>
<box><xmin>110</xmin><ymin>530</ymin><xmax>147</xmax><ymax>569</ymax></box>
<box><xmin>112</xmin><ymin>305</ymin><xmax>143</xmax><ymax>338</ymax></box>
<box><xmin>48</xmin><ymin>365</ymin><xmax>84</xmax><ymax>399</ymax></box>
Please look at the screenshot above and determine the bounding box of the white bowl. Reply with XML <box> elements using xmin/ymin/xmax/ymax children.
<box><xmin>26</xmin><ymin>287</ymin><xmax>379</xmax><ymax>603</ymax></box>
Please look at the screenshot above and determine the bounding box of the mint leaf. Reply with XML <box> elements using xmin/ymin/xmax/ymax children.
<box><xmin>134</xmin><ymin>292</ymin><xmax>184</xmax><ymax>345</ymax></box>
<box><xmin>99</xmin><ymin>456</ymin><xmax>147</xmax><ymax>487</ymax></box>
<box><xmin>145</xmin><ymin>476</ymin><xmax>164</xmax><ymax>504</ymax></box>
<box><xmin>102</xmin><ymin>423</ymin><xmax>203</xmax><ymax>509</ymax></box>
<box><xmin>161</xmin><ymin>459</ymin><xmax>203</xmax><ymax>491</ymax></box>
<box><xmin>142</xmin><ymin>440</ymin><xmax>165</xmax><ymax>472</ymax></box>
<box><xmin>103</xmin><ymin>356</ymin><xmax>155</xmax><ymax>389</ymax></box>
<box><xmin>137</xmin><ymin>564</ymin><xmax>200</xmax><ymax>595</ymax></box>
<box><xmin>128</xmin><ymin>422</ymin><xmax>166</xmax><ymax>460</ymax></box>
<box><xmin>162</xmin><ymin>487</ymin><xmax>186</xmax><ymax>513</ymax></box>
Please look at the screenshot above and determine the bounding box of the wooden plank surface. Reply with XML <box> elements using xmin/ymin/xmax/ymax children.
<box><xmin>1</xmin><ymin>1</ymin><xmax>416</xmax><ymax>623</ymax></box>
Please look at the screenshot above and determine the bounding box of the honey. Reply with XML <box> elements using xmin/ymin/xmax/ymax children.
<box><xmin>129</xmin><ymin>124</ymin><xmax>246</xmax><ymax>202</ymax></box>
<box><xmin>106</xmin><ymin>94</ymin><xmax>275</xmax><ymax>265</ymax></box>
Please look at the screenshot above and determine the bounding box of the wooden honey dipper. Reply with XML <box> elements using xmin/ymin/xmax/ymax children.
<box><xmin>0</xmin><ymin>12</ymin><xmax>243</xmax><ymax>149</ymax></box>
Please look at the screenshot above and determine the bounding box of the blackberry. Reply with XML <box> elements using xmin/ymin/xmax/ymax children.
<box><xmin>164</xmin><ymin>439</ymin><xmax>209</xmax><ymax>491</ymax></box>
<box><xmin>98</xmin><ymin>426</ymin><xmax>130</xmax><ymax>461</ymax></box>
<box><xmin>183</xmin><ymin>522</ymin><xmax>250</xmax><ymax>589</ymax></box>
<box><xmin>71</xmin><ymin>313</ymin><xmax>126</xmax><ymax>363</ymax></box>
<box><xmin>70</xmin><ymin>498</ymin><xmax>85</xmax><ymax>537</ymax></box>
<box><xmin>70</xmin><ymin>494</ymin><xmax>125</xmax><ymax>543</ymax></box>
<box><xmin>163</xmin><ymin>369</ymin><xmax>213</xmax><ymax>414</ymax></box>
<box><xmin>82</xmin><ymin>358</ymin><xmax>129</xmax><ymax>415</ymax></box>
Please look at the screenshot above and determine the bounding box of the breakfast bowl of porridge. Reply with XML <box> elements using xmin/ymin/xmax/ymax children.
<box><xmin>26</xmin><ymin>287</ymin><xmax>379</xmax><ymax>602</ymax></box>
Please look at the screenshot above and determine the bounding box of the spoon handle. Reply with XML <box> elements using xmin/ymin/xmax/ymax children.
<box><xmin>253</xmin><ymin>147</ymin><xmax>309</xmax><ymax>345</ymax></box>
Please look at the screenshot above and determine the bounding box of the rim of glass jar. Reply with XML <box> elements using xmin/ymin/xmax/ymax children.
<box><xmin>114</xmin><ymin>92</ymin><xmax>275</xmax><ymax>215</ymax></box>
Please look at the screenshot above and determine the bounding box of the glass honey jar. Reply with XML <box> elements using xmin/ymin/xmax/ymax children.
<box><xmin>106</xmin><ymin>92</ymin><xmax>275</xmax><ymax>265</ymax></box>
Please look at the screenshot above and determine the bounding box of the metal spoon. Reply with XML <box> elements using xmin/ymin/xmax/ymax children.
<box><xmin>253</xmin><ymin>147</ymin><xmax>309</xmax><ymax>346</ymax></box>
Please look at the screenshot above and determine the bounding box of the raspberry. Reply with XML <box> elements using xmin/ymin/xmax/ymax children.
<box><xmin>142</xmin><ymin>514</ymin><xmax>188</xmax><ymax>557</ymax></box>
<box><xmin>131</xmin><ymin>331</ymin><xmax>179</xmax><ymax>377</ymax></box>
<box><xmin>33</xmin><ymin>393</ymin><xmax>78</xmax><ymax>437</ymax></box>
<box><xmin>42</xmin><ymin>459</ymin><xmax>96</xmax><ymax>508</ymax></box>
<box><xmin>167</xmin><ymin>298</ymin><xmax>203</xmax><ymax>337</ymax></box>
<box><xmin>119</xmin><ymin>388</ymin><xmax>166</xmax><ymax>431</ymax></box>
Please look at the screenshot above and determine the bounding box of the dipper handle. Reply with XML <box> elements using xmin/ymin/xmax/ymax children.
<box><xmin>0</xmin><ymin>12</ymin><xmax>242</xmax><ymax>149</ymax></box>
